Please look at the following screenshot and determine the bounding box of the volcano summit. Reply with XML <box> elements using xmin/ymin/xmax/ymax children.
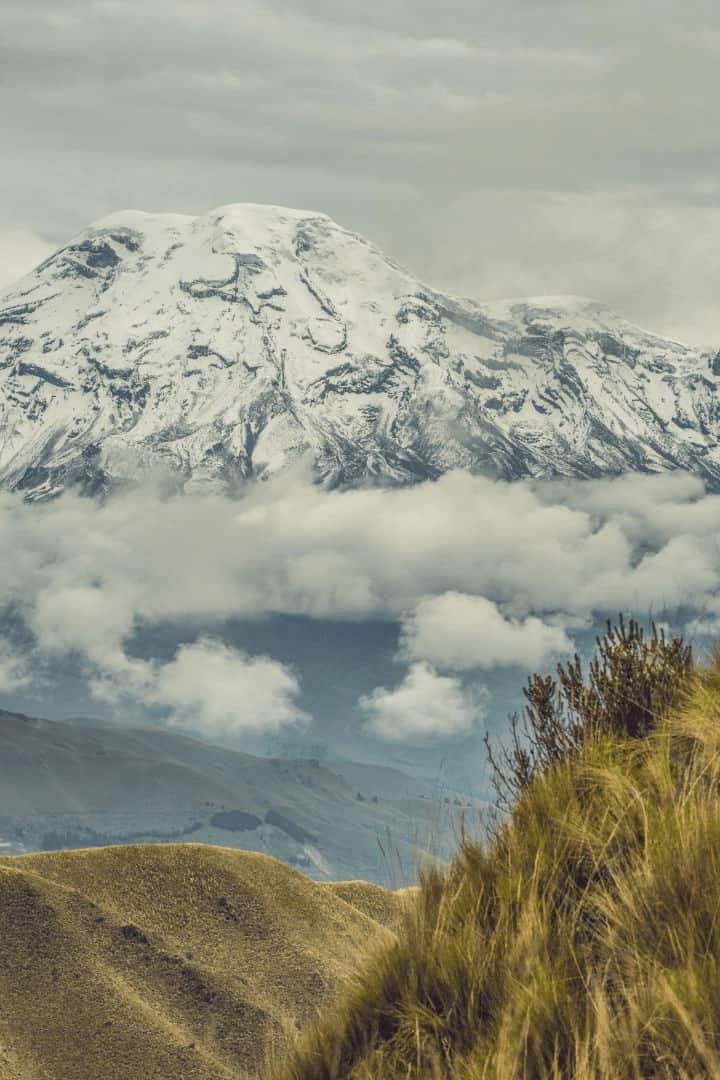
<box><xmin>1</xmin><ymin>204</ymin><xmax>718</xmax><ymax>499</ymax></box>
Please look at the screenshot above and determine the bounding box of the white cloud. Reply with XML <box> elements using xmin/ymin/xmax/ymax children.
<box><xmin>400</xmin><ymin>593</ymin><xmax>573</xmax><ymax>671</ymax></box>
<box><xmin>0</xmin><ymin>641</ymin><xmax>30</xmax><ymax>692</ymax></box>
<box><xmin>0</xmin><ymin>229</ymin><xmax>54</xmax><ymax>292</ymax></box>
<box><xmin>86</xmin><ymin>636</ymin><xmax>306</xmax><ymax>735</ymax></box>
<box><xmin>149</xmin><ymin>637</ymin><xmax>306</xmax><ymax>735</ymax></box>
<box><xmin>359</xmin><ymin>662</ymin><xmax>485</xmax><ymax>742</ymax></box>
<box><xmin>31</xmin><ymin>584</ymin><xmax>138</xmax><ymax>674</ymax></box>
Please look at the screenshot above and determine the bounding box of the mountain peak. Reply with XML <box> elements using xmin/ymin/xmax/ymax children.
<box><xmin>0</xmin><ymin>204</ymin><xmax>718</xmax><ymax>499</ymax></box>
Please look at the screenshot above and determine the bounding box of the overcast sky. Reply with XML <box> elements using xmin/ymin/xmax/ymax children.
<box><xmin>2</xmin><ymin>0</ymin><xmax>720</xmax><ymax>343</ymax></box>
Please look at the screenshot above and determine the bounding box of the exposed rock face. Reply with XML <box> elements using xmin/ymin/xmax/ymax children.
<box><xmin>1</xmin><ymin>203</ymin><xmax>718</xmax><ymax>499</ymax></box>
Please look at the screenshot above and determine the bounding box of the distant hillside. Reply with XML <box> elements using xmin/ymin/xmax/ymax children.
<box><xmin>0</xmin><ymin>709</ymin><xmax>465</xmax><ymax>884</ymax></box>
<box><xmin>0</xmin><ymin>844</ymin><xmax>404</xmax><ymax>1079</ymax></box>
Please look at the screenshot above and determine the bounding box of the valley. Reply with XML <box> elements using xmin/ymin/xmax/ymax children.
<box><xmin>0</xmin><ymin>709</ymin><xmax>467</xmax><ymax>886</ymax></box>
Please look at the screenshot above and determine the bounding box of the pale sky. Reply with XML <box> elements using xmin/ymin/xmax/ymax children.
<box><xmin>2</xmin><ymin>0</ymin><xmax>720</xmax><ymax>345</ymax></box>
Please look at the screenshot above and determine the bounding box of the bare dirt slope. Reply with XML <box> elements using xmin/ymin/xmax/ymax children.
<box><xmin>0</xmin><ymin>844</ymin><xmax>403</xmax><ymax>1079</ymax></box>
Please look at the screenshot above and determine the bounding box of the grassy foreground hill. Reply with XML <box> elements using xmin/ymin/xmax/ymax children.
<box><xmin>0</xmin><ymin>844</ymin><xmax>404</xmax><ymax>1079</ymax></box>
<box><xmin>275</xmin><ymin>624</ymin><xmax>720</xmax><ymax>1079</ymax></box>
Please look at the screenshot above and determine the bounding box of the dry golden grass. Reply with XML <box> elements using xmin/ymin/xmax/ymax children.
<box><xmin>322</xmin><ymin>881</ymin><xmax>409</xmax><ymax>934</ymax></box>
<box><xmin>274</xmin><ymin>661</ymin><xmax>720</xmax><ymax>1079</ymax></box>
<box><xmin>0</xmin><ymin>843</ymin><xmax>403</xmax><ymax>1079</ymax></box>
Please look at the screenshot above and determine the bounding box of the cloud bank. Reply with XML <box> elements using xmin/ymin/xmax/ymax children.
<box><xmin>2</xmin><ymin>468</ymin><xmax>720</xmax><ymax>739</ymax></box>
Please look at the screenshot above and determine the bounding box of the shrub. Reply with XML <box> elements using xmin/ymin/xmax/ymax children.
<box><xmin>486</xmin><ymin>614</ymin><xmax>694</xmax><ymax>807</ymax></box>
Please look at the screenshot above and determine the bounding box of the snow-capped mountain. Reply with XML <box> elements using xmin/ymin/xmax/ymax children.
<box><xmin>1</xmin><ymin>203</ymin><xmax>719</xmax><ymax>499</ymax></box>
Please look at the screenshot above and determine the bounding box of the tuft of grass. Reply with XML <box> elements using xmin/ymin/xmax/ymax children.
<box><xmin>274</xmin><ymin>626</ymin><xmax>720</xmax><ymax>1079</ymax></box>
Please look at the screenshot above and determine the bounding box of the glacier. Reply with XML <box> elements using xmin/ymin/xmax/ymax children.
<box><xmin>1</xmin><ymin>202</ymin><xmax>719</xmax><ymax>499</ymax></box>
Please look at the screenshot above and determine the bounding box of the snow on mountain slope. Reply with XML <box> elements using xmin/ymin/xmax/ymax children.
<box><xmin>1</xmin><ymin>203</ymin><xmax>719</xmax><ymax>499</ymax></box>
